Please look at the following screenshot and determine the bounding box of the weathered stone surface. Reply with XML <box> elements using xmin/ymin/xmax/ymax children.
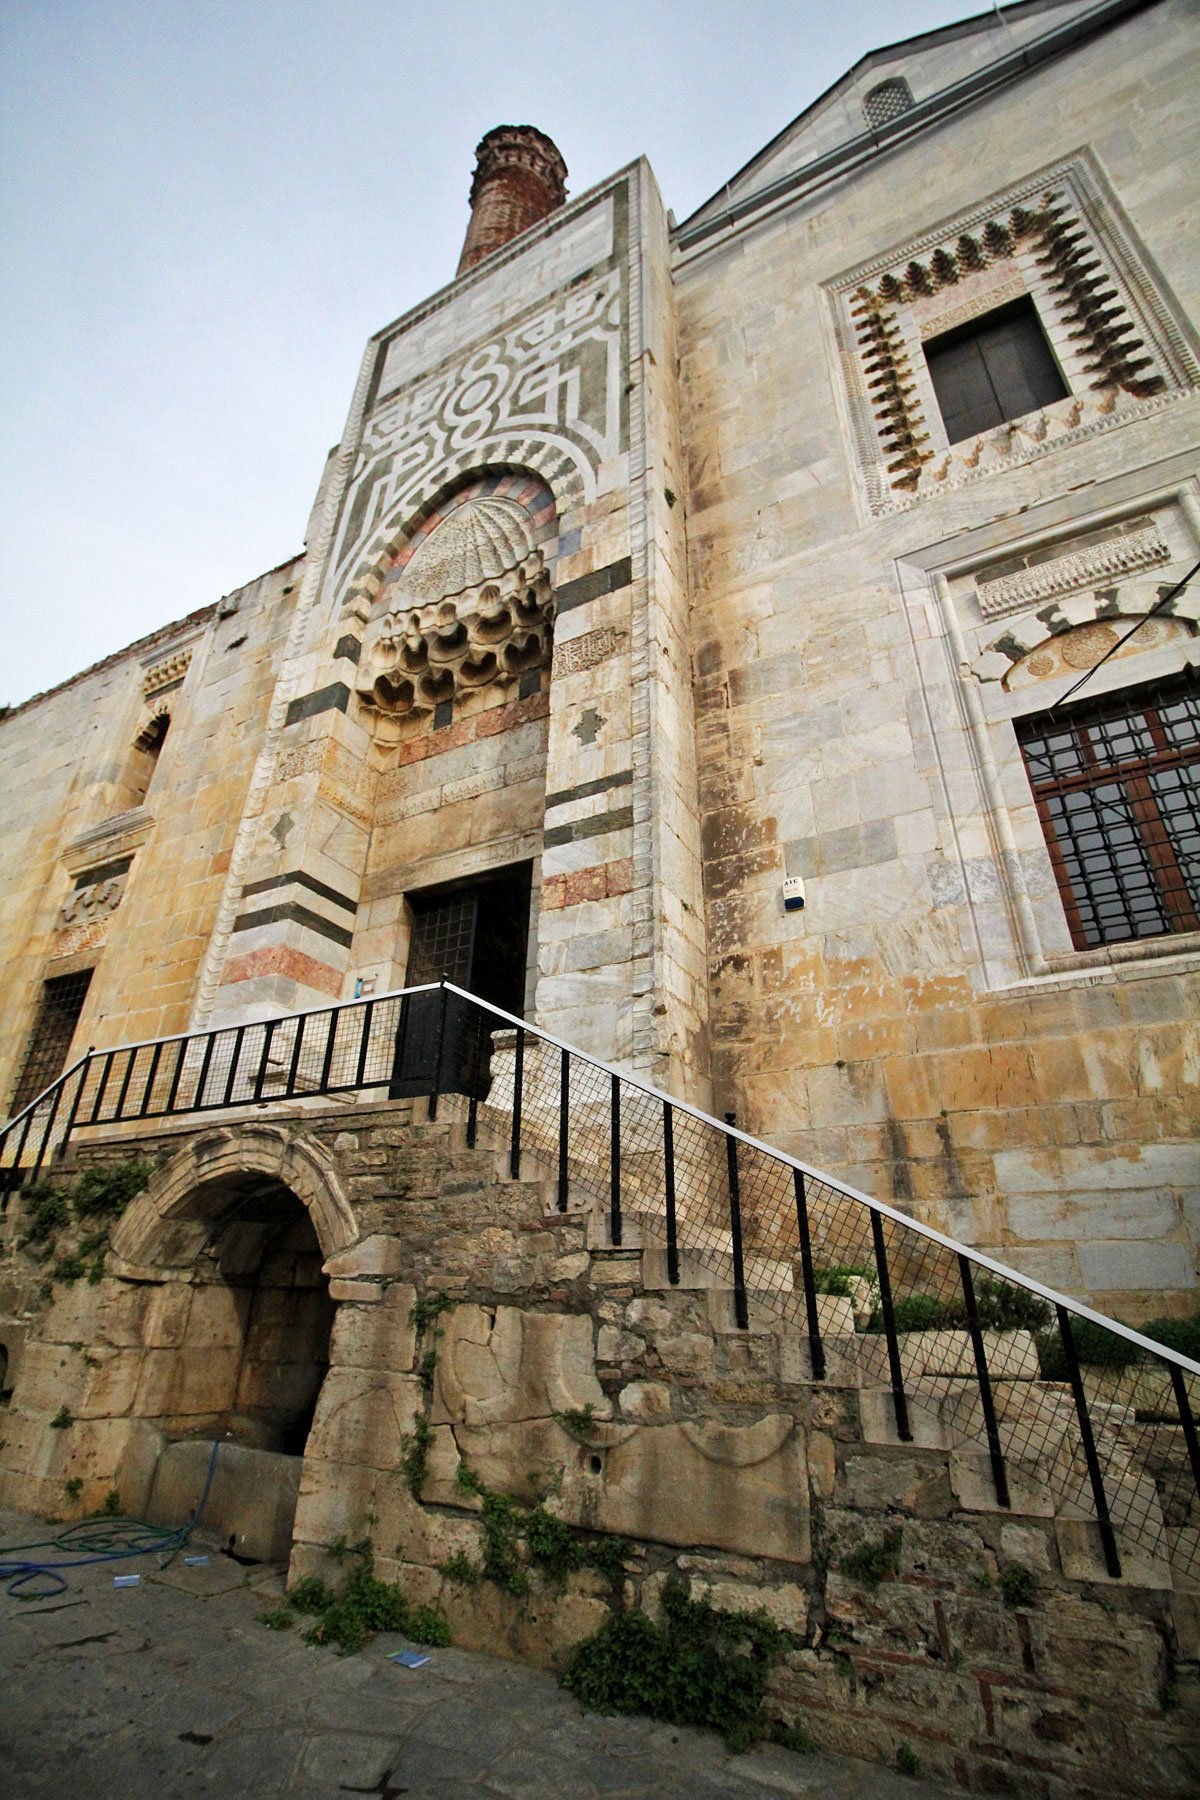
<box><xmin>324</xmin><ymin>1234</ymin><xmax>409</xmax><ymax>1279</ymax></box>
<box><xmin>147</xmin><ymin>1438</ymin><xmax>300</xmax><ymax>1562</ymax></box>
<box><xmin>554</xmin><ymin>1413</ymin><xmax>810</xmax><ymax>1563</ymax></box>
<box><xmin>432</xmin><ymin>1305</ymin><xmax>607</xmax><ymax>1427</ymax></box>
<box><xmin>328</xmin><ymin>1285</ymin><xmax>417</xmax><ymax>1372</ymax></box>
<box><xmin>617</xmin><ymin>1378</ymin><xmax>673</xmax><ymax>1421</ymax></box>
<box><xmin>305</xmin><ymin>1368</ymin><xmax>422</xmax><ymax>1471</ymax></box>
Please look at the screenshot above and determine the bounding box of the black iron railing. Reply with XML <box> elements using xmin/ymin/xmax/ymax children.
<box><xmin>2</xmin><ymin>977</ymin><xmax>1198</xmax><ymax>1580</ymax></box>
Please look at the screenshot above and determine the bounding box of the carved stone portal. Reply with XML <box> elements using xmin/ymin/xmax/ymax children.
<box><xmin>355</xmin><ymin>495</ymin><xmax>554</xmax><ymax>725</ymax></box>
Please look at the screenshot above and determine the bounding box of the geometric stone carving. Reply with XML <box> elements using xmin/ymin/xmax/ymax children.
<box><xmin>142</xmin><ymin>647</ymin><xmax>193</xmax><ymax>695</ymax></box>
<box><xmin>975</xmin><ymin>523</ymin><xmax>1171</xmax><ymax>620</ymax></box>
<box><xmin>829</xmin><ymin>154</ymin><xmax>1200</xmax><ymax>514</ymax></box>
<box><xmin>355</xmin><ymin>493</ymin><xmax>555</xmax><ymax>722</ymax></box>
<box><xmin>552</xmin><ymin>625</ymin><xmax>624</xmax><ymax>678</ymax></box>
<box><xmin>60</xmin><ymin>869</ymin><xmax>128</xmax><ymax>928</ymax></box>
<box><xmin>968</xmin><ymin>578</ymin><xmax>1200</xmax><ymax>684</ymax></box>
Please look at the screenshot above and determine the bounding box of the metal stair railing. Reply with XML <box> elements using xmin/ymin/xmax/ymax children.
<box><xmin>2</xmin><ymin>976</ymin><xmax>1198</xmax><ymax>1580</ymax></box>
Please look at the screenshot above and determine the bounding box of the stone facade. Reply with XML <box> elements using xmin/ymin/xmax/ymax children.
<box><xmin>1</xmin><ymin>7</ymin><xmax>1200</xmax><ymax>1787</ymax></box>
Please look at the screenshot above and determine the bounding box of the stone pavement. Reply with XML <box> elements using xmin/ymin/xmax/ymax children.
<box><xmin>0</xmin><ymin>1510</ymin><xmax>960</xmax><ymax>1799</ymax></box>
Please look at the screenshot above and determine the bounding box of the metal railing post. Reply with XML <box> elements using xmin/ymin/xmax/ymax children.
<box><xmin>354</xmin><ymin>1001</ymin><xmax>374</xmax><ymax>1090</ymax></box>
<box><xmin>164</xmin><ymin>1038</ymin><xmax>187</xmax><ymax>1115</ymax></box>
<box><xmin>318</xmin><ymin>1012</ymin><xmax>338</xmax><ymax>1096</ymax></box>
<box><xmin>429</xmin><ymin>982</ymin><xmax>447</xmax><ymax>1122</ymax></box>
<box><xmin>958</xmin><ymin>1254</ymin><xmax>1009</xmax><ymax>1509</ymax></box>
<box><xmin>663</xmin><ymin>1101</ymin><xmax>679</xmax><ymax>1286</ymax></box>
<box><xmin>88</xmin><ymin>1051</ymin><xmax>116</xmax><ymax>1124</ymax></box>
<box><xmin>1168</xmin><ymin>1363</ymin><xmax>1200</xmax><ymax>1512</ymax></box>
<box><xmin>57</xmin><ymin>1052</ymin><xmax>94</xmax><ymax>1159</ymax></box>
<box><xmin>1056</xmin><ymin>1304</ymin><xmax>1121</xmax><ymax>1578</ymax></box>
<box><xmin>557</xmin><ymin>1048</ymin><xmax>569</xmax><ymax>1211</ymax></box>
<box><xmin>254</xmin><ymin>1020</ymin><xmax>277</xmax><ymax>1102</ymax></box>
<box><xmin>466</xmin><ymin>1006</ymin><xmax>485</xmax><ymax>1150</ymax></box>
<box><xmin>609</xmin><ymin>1074</ymin><xmax>621</xmax><ymax>1246</ymax></box>
<box><xmin>510</xmin><ymin>1025</ymin><xmax>524</xmax><ymax>1177</ymax></box>
<box><xmin>724</xmin><ymin>1113</ymin><xmax>749</xmax><ymax>1331</ymax></box>
<box><xmin>30</xmin><ymin>1079</ymin><xmax>66</xmax><ymax>1179</ymax></box>
<box><xmin>194</xmin><ymin>1032</ymin><xmax>217</xmax><ymax>1109</ymax></box>
<box><xmin>793</xmin><ymin>1167</ymin><xmax>825</xmax><ymax>1381</ymax></box>
<box><xmin>871</xmin><ymin>1209</ymin><xmax>913</xmax><ymax>1442</ymax></box>
<box><xmin>223</xmin><ymin>1025</ymin><xmax>246</xmax><ymax>1107</ymax></box>
<box><xmin>286</xmin><ymin>1016</ymin><xmax>306</xmax><ymax>1097</ymax></box>
<box><xmin>138</xmin><ymin>1042</ymin><xmax>163</xmax><ymax>1117</ymax></box>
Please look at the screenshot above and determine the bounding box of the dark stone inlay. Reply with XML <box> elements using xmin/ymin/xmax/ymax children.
<box><xmin>556</xmin><ymin>556</ymin><xmax>633</xmax><ymax>615</ymax></box>
<box><xmin>543</xmin><ymin>804</ymin><xmax>634</xmax><ymax>849</ymax></box>
<box><xmin>73</xmin><ymin>855</ymin><xmax>133</xmax><ymax>889</ymax></box>
<box><xmin>518</xmin><ymin>668</ymin><xmax>541</xmax><ymax>699</ymax></box>
<box><xmin>545</xmin><ymin>770</ymin><xmax>633</xmax><ymax>811</ymax></box>
<box><xmin>333</xmin><ymin>635</ymin><xmax>362</xmax><ymax>665</ymax></box>
<box><xmin>433</xmin><ymin>699</ymin><xmax>454</xmax><ymax>729</ymax></box>
<box><xmin>241</xmin><ymin>869</ymin><xmax>359</xmax><ymax>916</ymax></box>
<box><xmin>231</xmin><ymin>902</ymin><xmax>354</xmax><ymax>949</ymax></box>
<box><xmin>284</xmin><ymin>683</ymin><xmax>351</xmax><ymax>727</ymax></box>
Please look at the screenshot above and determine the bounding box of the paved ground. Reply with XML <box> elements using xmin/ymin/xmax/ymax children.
<box><xmin>0</xmin><ymin>1509</ymin><xmax>959</xmax><ymax>1799</ymax></box>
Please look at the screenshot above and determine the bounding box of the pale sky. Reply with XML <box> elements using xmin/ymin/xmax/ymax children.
<box><xmin>1</xmin><ymin>0</ymin><xmax>990</xmax><ymax>708</ymax></box>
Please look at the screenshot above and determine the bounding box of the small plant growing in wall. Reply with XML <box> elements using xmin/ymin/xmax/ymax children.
<box><xmin>896</xmin><ymin>1742</ymin><xmax>923</xmax><ymax>1777</ymax></box>
<box><xmin>998</xmin><ymin>1563</ymin><xmax>1039</xmax><ymax>1609</ymax></box>
<box><xmin>263</xmin><ymin>1542</ymin><xmax>451</xmax><ymax>1655</ymax></box>
<box><xmin>400</xmin><ymin>1414</ymin><xmax>433</xmax><ymax>1500</ymax></box>
<box><xmin>556</xmin><ymin>1402</ymin><xmax>597</xmax><ymax>1442</ymax></box>
<box><xmin>839</xmin><ymin>1527</ymin><xmax>902</xmax><ymax>1590</ymax></box>
<box><xmin>410</xmin><ymin>1291</ymin><xmax>456</xmax><ymax>1334</ymax></box>
<box><xmin>50</xmin><ymin>1406</ymin><xmax>74</xmax><ymax>1430</ymax></box>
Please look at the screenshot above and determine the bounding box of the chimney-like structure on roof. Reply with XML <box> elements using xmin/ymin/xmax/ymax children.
<box><xmin>457</xmin><ymin>125</ymin><xmax>568</xmax><ymax>275</ymax></box>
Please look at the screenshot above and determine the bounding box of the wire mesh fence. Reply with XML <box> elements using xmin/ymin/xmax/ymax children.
<box><xmin>1</xmin><ymin>978</ymin><xmax>1197</xmax><ymax>1580</ymax></box>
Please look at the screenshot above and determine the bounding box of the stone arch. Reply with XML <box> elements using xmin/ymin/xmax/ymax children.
<box><xmin>334</xmin><ymin>440</ymin><xmax>579</xmax><ymax>622</ymax></box>
<box><xmin>109</xmin><ymin>1122</ymin><xmax>358</xmax><ymax>1276</ymax></box>
<box><xmin>968</xmin><ymin>576</ymin><xmax>1200</xmax><ymax>684</ymax></box>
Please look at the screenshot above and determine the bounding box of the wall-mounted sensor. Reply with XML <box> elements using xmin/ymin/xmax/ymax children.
<box><xmin>782</xmin><ymin>876</ymin><xmax>806</xmax><ymax>912</ymax></box>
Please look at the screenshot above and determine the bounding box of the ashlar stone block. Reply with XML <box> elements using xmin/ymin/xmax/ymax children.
<box><xmin>432</xmin><ymin>1304</ymin><xmax>607</xmax><ymax>1427</ymax></box>
<box><xmin>553</xmin><ymin>1412</ymin><xmax>811</xmax><ymax>1564</ymax></box>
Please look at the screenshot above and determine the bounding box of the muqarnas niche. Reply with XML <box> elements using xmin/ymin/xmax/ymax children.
<box><xmin>355</xmin><ymin>495</ymin><xmax>554</xmax><ymax>739</ymax></box>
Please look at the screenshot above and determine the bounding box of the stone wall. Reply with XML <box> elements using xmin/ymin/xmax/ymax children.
<box><xmin>0</xmin><ymin>1101</ymin><xmax>1195</xmax><ymax>1796</ymax></box>
<box><xmin>0</xmin><ymin>561</ymin><xmax>300</xmax><ymax>1105</ymax></box>
<box><xmin>675</xmin><ymin>0</ymin><xmax>1200</xmax><ymax>1313</ymax></box>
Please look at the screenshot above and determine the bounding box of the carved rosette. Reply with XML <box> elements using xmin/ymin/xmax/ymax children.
<box><xmin>355</xmin><ymin>494</ymin><xmax>554</xmax><ymax>725</ymax></box>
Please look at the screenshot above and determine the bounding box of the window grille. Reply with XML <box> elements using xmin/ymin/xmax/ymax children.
<box><xmin>863</xmin><ymin>77</ymin><xmax>914</xmax><ymax>128</ymax></box>
<box><xmin>925</xmin><ymin>297</ymin><xmax>1067</xmax><ymax>443</ymax></box>
<box><xmin>10</xmin><ymin>969</ymin><xmax>94</xmax><ymax>1114</ymax></box>
<box><xmin>1017</xmin><ymin>674</ymin><xmax>1200</xmax><ymax>949</ymax></box>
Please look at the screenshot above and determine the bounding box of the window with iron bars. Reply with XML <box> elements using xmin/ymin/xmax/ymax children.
<box><xmin>9</xmin><ymin>969</ymin><xmax>94</xmax><ymax>1115</ymax></box>
<box><xmin>1016</xmin><ymin>672</ymin><xmax>1200</xmax><ymax>949</ymax></box>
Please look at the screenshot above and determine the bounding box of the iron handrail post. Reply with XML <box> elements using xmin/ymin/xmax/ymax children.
<box><xmin>724</xmin><ymin>1113</ymin><xmax>748</xmax><ymax>1330</ymax></box>
<box><xmin>88</xmin><ymin>1051</ymin><xmax>116</xmax><ymax>1124</ymax></box>
<box><xmin>510</xmin><ymin>1026</ymin><xmax>525</xmax><ymax>1178</ymax></box>
<box><xmin>428</xmin><ymin>981</ymin><xmax>447</xmax><ymax>1122</ymax></box>
<box><xmin>164</xmin><ymin>1036</ymin><xmax>187</xmax><ymax>1115</ymax></box>
<box><xmin>194</xmin><ymin>1032</ymin><xmax>217</xmax><ymax>1109</ymax></box>
<box><xmin>318</xmin><ymin>1010</ymin><xmax>338</xmax><ymax>1096</ymax></box>
<box><xmin>663</xmin><ymin>1101</ymin><xmax>679</xmax><ymax>1286</ymax></box>
<box><xmin>254</xmin><ymin>1020</ymin><xmax>277</xmax><ymax>1102</ymax></box>
<box><xmin>57</xmin><ymin>1052</ymin><xmax>94</xmax><ymax>1157</ymax></box>
<box><xmin>138</xmin><ymin>1041</ymin><xmax>163</xmax><ymax>1117</ymax></box>
<box><xmin>1168</xmin><ymin>1363</ymin><xmax>1200</xmax><ymax>1512</ymax></box>
<box><xmin>466</xmin><ymin>1005</ymin><xmax>485</xmax><ymax>1150</ymax></box>
<box><xmin>223</xmin><ymin>1025</ymin><xmax>247</xmax><ymax>1107</ymax></box>
<box><xmin>958</xmin><ymin>1253</ymin><xmax>1010</xmax><ymax>1509</ymax></box>
<box><xmin>1055</xmin><ymin>1304</ymin><xmax>1122</xmax><ymax>1578</ymax></box>
<box><xmin>113</xmin><ymin>1046</ymin><xmax>138</xmax><ymax>1121</ymax></box>
<box><xmin>871</xmin><ymin>1209</ymin><xmax>913</xmax><ymax>1442</ymax></box>
<box><xmin>792</xmin><ymin>1167</ymin><xmax>825</xmax><ymax>1381</ymax></box>
<box><xmin>557</xmin><ymin>1048</ymin><xmax>569</xmax><ymax>1211</ymax></box>
<box><xmin>286</xmin><ymin>1014</ymin><xmax>306</xmax><ymax>1096</ymax></box>
<box><xmin>30</xmin><ymin>1078</ymin><xmax>66</xmax><ymax>1179</ymax></box>
<box><xmin>354</xmin><ymin>1001</ymin><xmax>374</xmax><ymax>1089</ymax></box>
<box><xmin>609</xmin><ymin>1074</ymin><xmax>621</xmax><ymax>1246</ymax></box>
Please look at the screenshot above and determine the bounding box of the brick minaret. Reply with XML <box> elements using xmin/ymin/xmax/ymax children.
<box><xmin>456</xmin><ymin>126</ymin><xmax>568</xmax><ymax>275</ymax></box>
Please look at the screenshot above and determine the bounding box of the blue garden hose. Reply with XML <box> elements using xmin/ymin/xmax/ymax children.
<box><xmin>0</xmin><ymin>1436</ymin><xmax>222</xmax><ymax>1599</ymax></box>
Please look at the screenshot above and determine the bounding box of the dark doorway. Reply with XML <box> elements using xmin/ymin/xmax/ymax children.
<box><xmin>390</xmin><ymin>864</ymin><xmax>531</xmax><ymax>1099</ymax></box>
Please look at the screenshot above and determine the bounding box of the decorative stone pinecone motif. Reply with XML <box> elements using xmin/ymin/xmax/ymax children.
<box><xmin>355</xmin><ymin>495</ymin><xmax>554</xmax><ymax>720</ymax></box>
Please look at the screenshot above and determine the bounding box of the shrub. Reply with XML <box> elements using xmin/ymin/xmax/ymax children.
<box><xmin>867</xmin><ymin>1293</ymin><xmax>948</xmax><ymax>1334</ymax></box>
<box><xmin>72</xmin><ymin>1159</ymin><xmax>152</xmax><ymax>1219</ymax></box>
<box><xmin>811</xmin><ymin>1265</ymin><xmax>872</xmax><ymax>1299</ymax></box>
<box><xmin>19</xmin><ymin>1185</ymin><xmax>69</xmax><ymax>1248</ymax></box>
<box><xmin>1037</xmin><ymin>1317</ymin><xmax>1139</xmax><ymax>1379</ymax></box>
<box><xmin>1142</xmin><ymin>1312</ymin><xmax>1200</xmax><ymax>1363</ymax></box>
<box><xmin>562</xmin><ymin>1577</ymin><xmax>793</xmax><ymax>1751</ymax></box>
<box><xmin>998</xmin><ymin>1564</ymin><xmax>1038</xmax><ymax>1609</ymax></box>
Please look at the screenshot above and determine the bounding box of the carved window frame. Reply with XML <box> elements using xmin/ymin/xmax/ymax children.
<box><xmin>827</xmin><ymin>151</ymin><xmax>1200</xmax><ymax>517</ymax></box>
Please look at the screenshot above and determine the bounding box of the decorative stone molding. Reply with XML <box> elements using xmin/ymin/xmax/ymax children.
<box><xmin>968</xmin><ymin>578</ymin><xmax>1200</xmax><ymax>684</ymax></box>
<box><xmin>133</xmin><ymin>696</ymin><xmax>172</xmax><ymax>751</ymax></box>
<box><xmin>552</xmin><ymin>624</ymin><xmax>625</xmax><ymax>678</ymax></box>
<box><xmin>142</xmin><ymin>647</ymin><xmax>193</xmax><ymax>695</ymax></box>
<box><xmin>62</xmin><ymin>807</ymin><xmax>154</xmax><ymax>876</ymax></box>
<box><xmin>974</xmin><ymin>522</ymin><xmax>1171</xmax><ymax>620</ymax></box>
<box><xmin>828</xmin><ymin>153</ymin><xmax>1200</xmax><ymax>514</ymax></box>
<box><xmin>329</xmin><ymin>265</ymin><xmax>621</xmax><ymax>616</ymax></box>
<box><xmin>60</xmin><ymin>870</ymin><xmax>127</xmax><ymax>929</ymax></box>
<box><xmin>354</xmin><ymin>481</ymin><xmax>557</xmax><ymax>730</ymax></box>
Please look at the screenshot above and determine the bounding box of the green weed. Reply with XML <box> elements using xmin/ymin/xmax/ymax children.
<box><xmin>839</xmin><ymin>1528</ymin><xmax>902</xmax><ymax>1590</ymax></box>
